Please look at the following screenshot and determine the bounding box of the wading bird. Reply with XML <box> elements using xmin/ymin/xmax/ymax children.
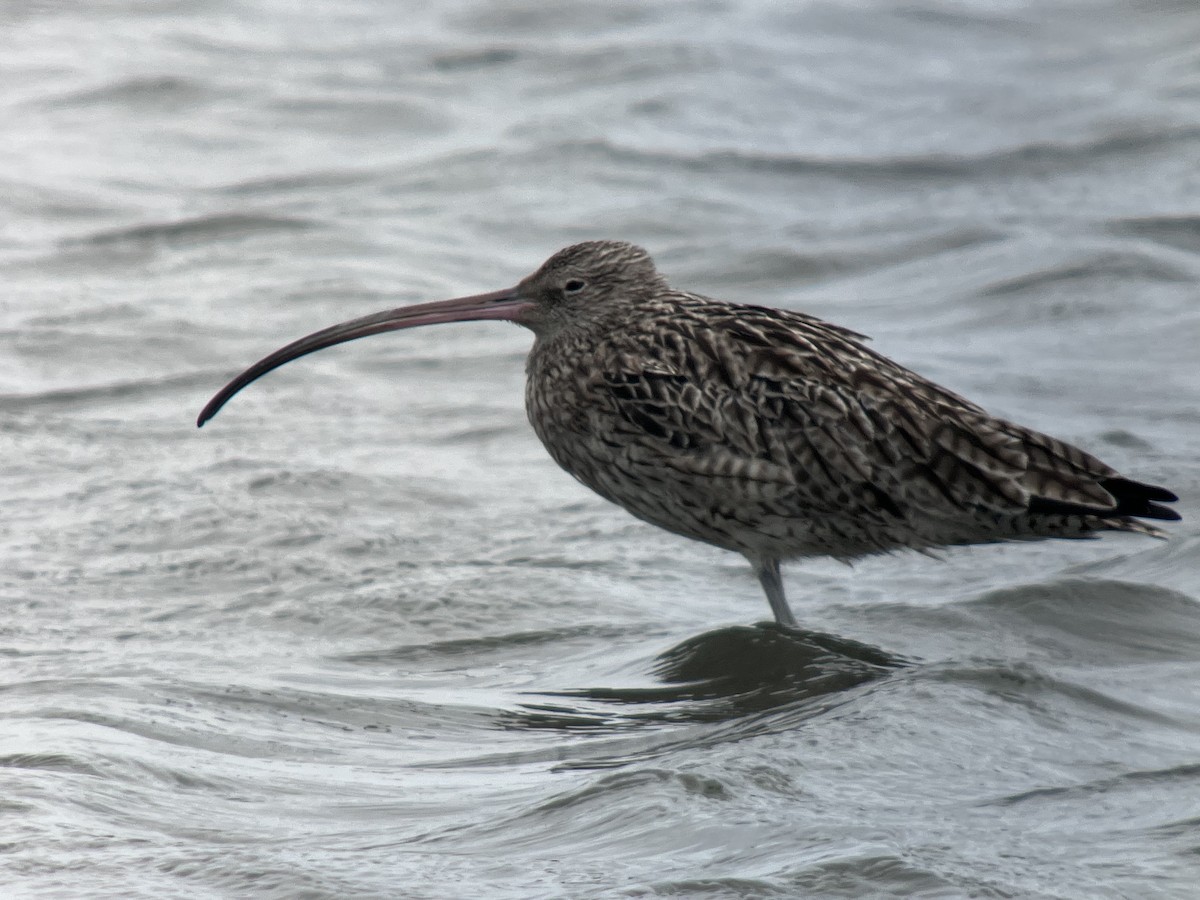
<box><xmin>199</xmin><ymin>241</ymin><xmax>1179</xmax><ymax>627</ymax></box>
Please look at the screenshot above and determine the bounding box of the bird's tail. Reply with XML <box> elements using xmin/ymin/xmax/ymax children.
<box><xmin>1016</xmin><ymin>476</ymin><xmax>1179</xmax><ymax>541</ymax></box>
<box><xmin>1026</xmin><ymin>476</ymin><xmax>1179</xmax><ymax>532</ymax></box>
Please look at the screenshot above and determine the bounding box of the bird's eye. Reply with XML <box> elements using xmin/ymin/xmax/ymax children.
<box><xmin>563</xmin><ymin>279</ymin><xmax>586</xmax><ymax>294</ymax></box>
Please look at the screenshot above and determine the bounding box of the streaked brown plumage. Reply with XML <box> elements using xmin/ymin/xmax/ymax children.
<box><xmin>199</xmin><ymin>240</ymin><xmax>1180</xmax><ymax>627</ymax></box>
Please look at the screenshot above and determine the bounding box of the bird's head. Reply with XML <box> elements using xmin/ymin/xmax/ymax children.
<box><xmin>515</xmin><ymin>240</ymin><xmax>664</xmax><ymax>333</ymax></box>
<box><xmin>197</xmin><ymin>240</ymin><xmax>661</xmax><ymax>426</ymax></box>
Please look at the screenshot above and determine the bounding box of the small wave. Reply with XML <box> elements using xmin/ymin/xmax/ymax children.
<box><xmin>1109</xmin><ymin>214</ymin><xmax>1200</xmax><ymax>255</ymax></box>
<box><xmin>213</xmin><ymin>167</ymin><xmax>384</xmax><ymax>197</ymax></box>
<box><xmin>785</xmin><ymin>853</ymin><xmax>974</xmax><ymax>898</ymax></box>
<box><xmin>641</xmin><ymin>874</ymin><xmax>793</xmax><ymax>896</ymax></box>
<box><xmin>431</xmin><ymin>46</ymin><xmax>521</xmax><ymax>72</ymax></box>
<box><xmin>0</xmin><ymin>371</ymin><xmax>215</xmax><ymax>412</ymax></box>
<box><xmin>983</xmin><ymin>761</ymin><xmax>1200</xmax><ymax>808</ymax></box>
<box><xmin>532</xmin><ymin>129</ymin><xmax>1200</xmax><ymax>182</ymax></box>
<box><xmin>687</xmin><ymin>225</ymin><xmax>1007</xmax><ymax>289</ymax></box>
<box><xmin>334</xmin><ymin>624</ymin><xmax>633</xmax><ymax>665</ymax></box>
<box><xmin>917</xmin><ymin>661</ymin><xmax>1186</xmax><ymax>727</ymax></box>
<box><xmin>0</xmin><ymin>176</ymin><xmax>121</xmax><ymax>219</ymax></box>
<box><xmin>0</xmin><ymin>752</ymin><xmax>103</xmax><ymax>777</ymax></box>
<box><xmin>47</xmin><ymin>75</ymin><xmax>215</xmax><ymax>109</ymax></box>
<box><xmin>979</xmin><ymin>252</ymin><xmax>1195</xmax><ymax>298</ymax></box>
<box><xmin>547</xmin><ymin>137</ymin><xmax>973</xmax><ymax>180</ymax></box>
<box><xmin>414</xmin><ymin>767</ymin><xmax>733</xmax><ymax>851</ymax></box>
<box><xmin>65</xmin><ymin>213</ymin><xmax>319</xmax><ymax>249</ymax></box>
<box><xmin>954</xmin><ymin>578</ymin><xmax>1200</xmax><ymax>663</ymax></box>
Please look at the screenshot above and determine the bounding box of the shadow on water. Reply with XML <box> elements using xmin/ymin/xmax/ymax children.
<box><xmin>509</xmin><ymin>622</ymin><xmax>908</xmax><ymax>731</ymax></box>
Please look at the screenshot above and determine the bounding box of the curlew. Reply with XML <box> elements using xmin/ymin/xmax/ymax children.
<box><xmin>198</xmin><ymin>241</ymin><xmax>1179</xmax><ymax>627</ymax></box>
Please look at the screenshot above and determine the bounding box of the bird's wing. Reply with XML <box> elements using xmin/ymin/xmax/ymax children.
<box><xmin>595</xmin><ymin>300</ymin><xmax>1135</xmax><ymax>521</ymax></box>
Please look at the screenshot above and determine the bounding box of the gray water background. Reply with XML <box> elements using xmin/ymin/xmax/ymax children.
<box><xmin>3</xmin><ymin>1</ymin><xmax>1200</xmax><ymax>897</ymax></box>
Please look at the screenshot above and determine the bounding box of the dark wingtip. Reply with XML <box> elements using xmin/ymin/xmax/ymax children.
<box><xmin>1152</xmin><ymin>487</ymin><xmax>1179</xmax><ymax>502</ymax></box>
<box><xmin>1101</xmin><ymin>477</ymin><xmax>1181</xmax><ymax>521</ymax></box>
<box><xmin>1029</xmin><ymin>476</ymin><xmax>1181</xmax><ymax>523</ymax></box>
<box><xmin>1143</xmin><ymin>502</ymin><xmax>1181</xmax><ymax>522</ymax></box>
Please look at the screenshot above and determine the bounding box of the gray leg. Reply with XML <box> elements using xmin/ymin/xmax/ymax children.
<box><xmin>751</xmin><ymin>556</ymin><xmax>797</xmax><ymax>628</ymax></box>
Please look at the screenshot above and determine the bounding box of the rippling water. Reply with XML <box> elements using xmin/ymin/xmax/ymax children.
<box><xmin>3</xmin><ymin>1</ymin><xmax>1199</xmax><ymax>897</ymax></box>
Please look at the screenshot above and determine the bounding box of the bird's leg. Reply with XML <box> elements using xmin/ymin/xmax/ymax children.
<box><xmin>751</xmin><ymin>556</ymin><xmax>797</xmax><ymax>628</ymax></box>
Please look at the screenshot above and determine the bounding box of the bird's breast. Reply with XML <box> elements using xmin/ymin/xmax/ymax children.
<box><xmin>524</xmin><ymin>342</ymin><xmax>603</xmax><ymax>458</ymax></box>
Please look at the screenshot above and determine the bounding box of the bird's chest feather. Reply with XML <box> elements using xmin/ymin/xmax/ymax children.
<box><xmin>524</xmin><ymin>343</ymin><xmax>621</xmax><ymax>469</ymax></box>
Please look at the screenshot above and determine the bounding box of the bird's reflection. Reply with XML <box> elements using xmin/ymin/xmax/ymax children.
<box><xmin>510</xmin><ymin>622</ymin><xmax>907</xmax><ymax>731</ymax></box>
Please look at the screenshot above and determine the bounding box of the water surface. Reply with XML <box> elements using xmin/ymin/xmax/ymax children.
<box><xmin>3</xmin><ymin>1</ymin><xmax>1199</xmax><ymax>897</ymax></box>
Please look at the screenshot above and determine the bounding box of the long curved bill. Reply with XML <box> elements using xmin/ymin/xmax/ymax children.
<box><xmin>197</xmin><ymin>287</ymin><xmax>529</xmax><ymax>427</ymax></box>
